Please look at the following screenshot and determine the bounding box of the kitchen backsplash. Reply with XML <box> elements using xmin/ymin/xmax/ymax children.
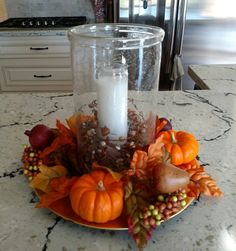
<box><xmin>5</xmin><ymin>0</ymin><xmax>95</xmax><ymax>20</ymax></box>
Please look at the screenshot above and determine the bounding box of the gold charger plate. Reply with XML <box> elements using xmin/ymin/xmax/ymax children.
<box><xmin>43</xmin><ymin>194</ymin><xmax>194</xmax><ymax>230</ymax></box>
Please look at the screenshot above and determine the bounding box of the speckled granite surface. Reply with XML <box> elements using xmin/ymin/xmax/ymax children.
<box><xmin>188</xmin><ymin>64</ymin><xmax>236</xmax><ymax>92</ymax></box>
<box><xmin>0</xmin><ymin>91</ymin><xmax>236</xmax><ymax>251</ymax></box>
<box><xmin>0</xmin><ymin>29</ymin><xmax>69</xmax><ymax>37</ymax></box>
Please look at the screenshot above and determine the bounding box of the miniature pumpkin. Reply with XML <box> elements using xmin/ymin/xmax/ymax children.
<box><xmin>70</xmin><ymin>170</ymin><xmax>124</xmax><ymax>223</ymax></box>
<box><xmin>159</xmin><ymin>130</ymin><xmax>199</xmax><ymax>165</ymax></box>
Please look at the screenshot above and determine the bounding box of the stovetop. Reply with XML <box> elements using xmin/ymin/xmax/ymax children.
<box><xmin>0</xmin><ymin>16</ymin><xmax>87</xmax><ymax>29</ymax></box>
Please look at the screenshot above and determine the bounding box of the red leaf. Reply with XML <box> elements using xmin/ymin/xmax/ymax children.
<box><xmin>39</xmin><ymin>119</ymin><xmax>76</xmax><ymax>162</ymax></box>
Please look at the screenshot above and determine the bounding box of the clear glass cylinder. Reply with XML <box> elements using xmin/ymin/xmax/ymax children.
<box><xmin>68</xmin><ymin>23</ymin><xmax>164</xmax><ymax>171</ymax></box>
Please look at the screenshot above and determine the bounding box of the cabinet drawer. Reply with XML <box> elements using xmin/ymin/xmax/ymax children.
<box><xmin>0</xmin><ymin>36</ymin><xmax>70</xmax><ymax>58</ymax></box>
<box><xmin>7</xmin><ymin>67</ymin><xmax>72</xmax><ymax>81</ymax></box>
<box><xmin>0</xmin><ymin>44</ymin><xmax>70</xmax><ymax>57</ymax></box>
<box><xmin>0</xmin><ymin>58</ymin><xmax>73</xmax><ymax>91</ymax></box>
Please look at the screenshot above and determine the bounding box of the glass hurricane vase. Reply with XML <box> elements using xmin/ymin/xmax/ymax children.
<box><xmin>68</xmin><ymin>23</ymin><xmax>165</xmax><ymax>171</ymax></box>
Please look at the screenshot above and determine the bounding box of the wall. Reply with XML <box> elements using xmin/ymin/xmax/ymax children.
<box><xmin>5</xmin><ymin>0</ymin><xmax>94</xmax><ymax>20</ymax></box>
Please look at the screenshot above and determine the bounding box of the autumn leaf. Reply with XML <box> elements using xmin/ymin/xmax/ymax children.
<box><xmin>178</xmin><ymin>159</ymin><xmax>223</xmax><ymax>197</ymax></box>
<box><xmin>125</xmin><ymin>179</ymin><xmax>153</xmax><ymax>251</ymax></box>
<box><xmin>198</xmin><ymin>176</ymin><xmax>223</xmax><ymax>197</ymax></box>
<box><xmin>40</xmin><ymin>119</ymin><xmax>76</xmax><ymax>160</ymax></box>
<box><xmin>127</xmin><ymin>136</ymin><xmax>165</xmax><ymax>180</ymax></box>
<box><xmin>92</xmin><ymin>162</ymin><xmax>124</xmax><ymax>181</ymax></box>
<box><xmin>147</xmin><ymin>136</ymin><xmax>164</xmax><ymax>167</ymax></box>
<box><xmin>128</xmin><ymin>150</ymin><xmax>148</xmax><ymax>179</ymax></box>
<box><xmin>66</xmin><ymin>113</ymin><xmax>79</xmax><ymax>136</ymax></box>
<box><xmin>36</xmin><ymin>176</ymin><xmax>78</xmax><ymax>208</ymax></box>
<box><xmin>29</xmin><ymin>165</ymin><xmax>67</xmax><ymax>193</ymax></box>
<box><xmin>38</xmin><ymin>119</ymin><xmax>81</xmax><ymax>175</ymax></box>
<box><xmin>56</xmin><ymin>119</ymin><xmax>75</xmax><ymax>138</ymax></box>
<box><xmin>155</xmin><ymin>116</ymin><xmax>168</xmax><ymax>137</ymax></box>
<box><xmin>187</xmin><ymin>181</ymin><xmax>201</xmax><ymax>198</ymax></box>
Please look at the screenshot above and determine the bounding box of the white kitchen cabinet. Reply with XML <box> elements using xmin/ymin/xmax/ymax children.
<box><xmin>0</xmin><ymin>34</ymin><xmax>73</xmax><ymax>91</ymax></box>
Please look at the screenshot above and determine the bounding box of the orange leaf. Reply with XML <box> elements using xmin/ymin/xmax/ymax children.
<box><xmin>29</xmin><ymin>173</ymin><xmax>50</xmax><ymax>193</ymax></box>
<box><xmin>29</xmin><ymin>165</ymin><xmax>67</xmax><ymax>193</ymax></box>
<box><xmin>128</xmin><ymin>150</ymin><xmax>148</xmax><ymax>178</ymax></box>
<box><xmin>66</xmin><ymin>113</ymin><xmax>79</xmax><ymax>135</ymax></box>
<box><xmin>36</xmin><ymin>176</ymin><xmax>78</xmax><ymax>208</ymax></box>
<box><xmin>178</xmin><ymin>159</ymin><xmax>223</xmax><ymax>198</ymax></box>
<box><xmin>56</xmin><ymin>119</ymin><xmax>74</xmax><ymax>137</ymax></box>
<box><xmin>126</xmin><ymin>136</ymin><xmax>165</xmax><ymax>180</ymax></box>
<box><xmin>155</xmin><ymin>116</ymin><xmax>168</xmax><ymax>137</ymax></box>
<box><xmin>92</xmin><ymin>162</ymin><xmax>124</xmax><ymax>181</ymax></box>
<box><xmin>198</xmin><ymin>177</ymin><xmax>224</xmax><ymax>197</ymax></box>
<box><xmin>147</xmin><ymin>136</ymin><xmax>164</xmax><ymax>167</ymax></box>
<box><xmin>190</xmin><ymin>170</ymin><xmax>207</xmax><ymax>181</ymax></box>
<box><xmin>178</xmin><ymin>159</ymin><xmax>200</xmax><ymax>171</ymax></box>
<box><xmin>187</xmin><ymin>181</ymin><xmax>201</xmax><ymax>198</ymax></box>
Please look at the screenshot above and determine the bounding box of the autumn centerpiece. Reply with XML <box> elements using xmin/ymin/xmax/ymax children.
<box><xmin>21</xmin><ymin>114</ymin><xmax>223</xmax><ymax>250</ymax></box>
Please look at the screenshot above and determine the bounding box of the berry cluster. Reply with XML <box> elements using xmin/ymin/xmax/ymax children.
<box><xmin>139</xmin><ymin>189</ymin><xmax>188</xmax><ymax>228</ymax></box>
<box><xmin>21</xmin><ymin>145</ymin><xmax>43</xmax><ymax>180</ymax></box>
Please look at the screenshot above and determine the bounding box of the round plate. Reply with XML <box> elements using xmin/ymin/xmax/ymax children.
<box><xmin>42</xmin><ymin>195</ymin><xmax>194</xmax><ymax>230</ymax></box>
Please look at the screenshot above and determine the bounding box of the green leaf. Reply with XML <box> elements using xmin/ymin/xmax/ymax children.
<box><xmin>125</xmin><ymin>181</ymin><xmax>133</xmax><ymax>199</ymax></box>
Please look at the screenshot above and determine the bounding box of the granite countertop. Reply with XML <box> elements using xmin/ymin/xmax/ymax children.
<box><xmin>1</xmin><ymin>91</ymin><xmax>236</xmax><ymax>251</ymax></box>
<box><xmin>188</xmin><ymin>64</ymin><xmax>236</xmax><ymax>91</ymax></box>
<box><xmin>0</xmin><ymin>29</ymin><xmax>69</xmax><ymax>37</ymax></box>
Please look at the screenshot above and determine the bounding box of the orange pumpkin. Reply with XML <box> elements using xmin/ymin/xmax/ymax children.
<box><xmin>159</xmin><ymin>130</ymin><xmax>199</xmax><ymax>166</ymax></box>
<box><xmin>70</xmin><ymin>170</ymin><xmax>124</xmax><ymax>223</ymax></box>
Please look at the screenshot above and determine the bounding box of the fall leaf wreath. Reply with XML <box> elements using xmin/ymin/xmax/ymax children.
<box><xmin>21</xmin><ymin>112</ymin><xmax>223</xmax><ymax>250</ymax></box>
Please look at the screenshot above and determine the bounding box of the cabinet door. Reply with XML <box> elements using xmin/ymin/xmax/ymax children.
<box><xmin>0</xmin><ymin>58</ymin><xmax>73</xmax><ymax>91</ymax></box>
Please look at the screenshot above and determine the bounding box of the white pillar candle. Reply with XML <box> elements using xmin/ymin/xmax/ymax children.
<box><xmin>95</xmin><ymin>65</ymin><xmax>128</xmax><ymax>138</ymax></box>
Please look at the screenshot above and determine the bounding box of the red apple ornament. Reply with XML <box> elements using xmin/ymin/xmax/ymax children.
<box><xmin>24</xmin><ymin>124</ymin><xmax>55</xmax><ymax>150</ymax></box>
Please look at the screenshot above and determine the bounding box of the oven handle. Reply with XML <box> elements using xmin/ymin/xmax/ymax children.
<box><xmin>33</xmin><ymin>74</ymin><xmax>52</xmax><ymax>78</ymax></box>
<box><xmin>30</xmin><ymin>47</ymin><xmax>49</xmax><ymax>51</ymax></box>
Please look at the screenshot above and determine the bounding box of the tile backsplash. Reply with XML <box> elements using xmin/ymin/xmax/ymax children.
<box><xmin>5</xmin><ymin>0</ymin><xmax>95</xmax><ymax>20</ymax></box>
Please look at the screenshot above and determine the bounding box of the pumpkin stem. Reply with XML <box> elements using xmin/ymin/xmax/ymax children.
<box><xmin>171</xmin><ymin>131</ymin><xmax>177</xmax><ymax>143</ymax></box>
<box><xmin>97</xmin><ymin>180</ymin><xmax>105</xmax><ymax>191</ymax></box>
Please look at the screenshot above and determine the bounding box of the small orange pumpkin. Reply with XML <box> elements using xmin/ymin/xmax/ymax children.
<box><xmin>159</xmin><ymin>130</ymin><xmax>199</xmax><ymax>166</ymax></box>
<box><xmin>70</xmin><ymin>170</ymin><xmax>124</xmax><ymax>223</ymax></box>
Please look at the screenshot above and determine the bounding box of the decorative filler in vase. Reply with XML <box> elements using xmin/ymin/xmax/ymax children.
<box><xmin>21</xmin><ymin>24</ymin><xmax>223</xmax><ymax>251</ymax></box>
